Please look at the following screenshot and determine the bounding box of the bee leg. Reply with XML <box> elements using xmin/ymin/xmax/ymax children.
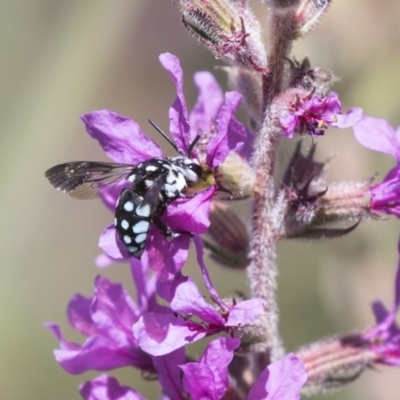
<box><xmin>152</xmin><ymin>217</ymin><xmax>193</xmax><ymax>239</ymax></box>
<box><xmin>152</xmin><ymin>217</ymin><xmax>175</xmax><ymax>238</ymax></box>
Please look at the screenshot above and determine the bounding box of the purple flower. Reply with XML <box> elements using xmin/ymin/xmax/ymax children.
<box><xmin>354</xmin><ymin>116</ymin><xmax>400</xmax><ymax>217</ymax></box>
<box><xmin>280</xmin><ymin>92</ymin><xmax>362</xmax><ymax>138</ymax></box>
<box><xmin>79</xmin><ymin>351</ymin><xmax>307</xmax><ymax>400</ymax></box>
<box><xmin>133</xmin><ymin>270</ymin><xmax>265</xmax><ymax>356</ymax></box>
<box><xmin>362</xmin><ymin>238</ymin><xmax>400</xmax><ymax>366</ymax></box>
<box><xmin>248</xmin><ymin>354</ymin><xmax>307</xmax><ymax>400</ymax></box>
<box><xmin>46</xmin><ymin>258</ymin><xmax>156</xmax><ymax>374</ymax></box>
<box><xmin>80</xmin><ymin>375</ymin><xmax>146</xmax><ymax>400</ymax></box>
<box><xmin>47</xmin><ymin>257</ymin><xmax>189</xmax><ymax>399</ymax></box>
<box><xmin>180</xmin><ymin>337</ymin><xmax>240</xmax><ymax>400</ymax></box>
<box><xmin>83</xmin><ymin>52</ymin><xmax>246</xmax><ymax>277</ymax></box>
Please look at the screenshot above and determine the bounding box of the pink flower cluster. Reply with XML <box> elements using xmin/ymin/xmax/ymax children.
<box><xmin>46</xmin><ymin>54</ymin><xmax>307</xmax><ymax>399</ymax></box>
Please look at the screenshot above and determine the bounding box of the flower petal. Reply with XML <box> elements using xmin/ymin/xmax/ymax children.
<box><xmin>91</xmin><ymin>276</ymin><xmax>139</xmax><ymax>343</ymax></box>
<box><xmin>66</xmin><ymin>294</ymin><xmax>96</xmax><ymax>336</ymax></box>
<box><xmin>353</xmin><ymin>116</ymin><xmax>400</xmax><ymax>159</ymax></box>
<box><xmin>226</xmin><ymin>298</ymin><xmax>266</xmax><ymax>326</ymax></box>
<box><xmin>163</xmin><ymin>187</ymin><xmax>215</xmax><ymax>234</ymax></box>
<box><xmin>333</xmin><ymin>107</ymin><xmax>363</xmax><ymax>128</ymax></box>
<box><xmin>207</xmin><ymin>91</ymin><xmax>246</xmax><ymax>168</ymax></box>
<box><xmin>153</xmin><ymin>348</ymin><xmax>186</xmax><ymax>400</ymax></box>
<box><xmin>146</xmin><ymin>229</ymin><xmax>190</xmax><ymax>281</ymax></box>
<box><xmin>168</xmin><ymin>276</ymin><xmax>226</xmax><ymax>325</ymax></box>
<box><xmin>190</xmin><ymin>71</ymin><xmax>224</xmax><ymax>137</ymax></box>
<box><xmin>54</xmin><ymin>338</ymin><xmax>145</xmax><ymax>374</ymax></box>
<box><xmin>98</xmin><ymin>225</ymin><xmax>126</xmax><ymax>260</ymax></box>
<box><xmin>159</xmin><ymin>53</ymin><xmax>191</xmax><ymax>154</ymax></box>
<box><xmin>247</xmin><ymin>354</ymin><xmax>307</xmax><ymax>400</ymax></box>
<box><xmin>133</xmin><ymin>312</ymin><xmax>207</xmax><ymax>356</ymax></box>
<box><xmin>81</xmin><ymin>110</ymin><xmax>163</xmax><ymax>164</ymax></box>
<box><xmin>79</xmin><ymin>374</ymin><xmax>145</xmax><ymax>400</ymax></box>
<box><xmin>180</xmin><ymin>338</ymin><xmax>240</xmax><ymax>400</ymax></box>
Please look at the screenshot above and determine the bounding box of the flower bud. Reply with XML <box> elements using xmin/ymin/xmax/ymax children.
<box><xmin>297</xmin><ymin>335</ymin><xmax>374</xmax><ymax>396</ymax></box>
<box><xmin>204</xmin><ymin>201</ymin><xmax>250</xmax><ymax>269</ymax></box>
<box><xmin>215</xmin><ymin>152</ymin><xmax>255</xmax><ymax>200</ymax></box>
<box><xmin>222</xmin><ymin>66</ymin><xmax>263</xmax><ymax>130</ymax></box>
<box><xmin>172</xmin><ymin>0</ymin><xmax>266</xmax><ymax>70</ymax></box>
<box><xmin>264</xmin><ymin>0</ymin><xmax>331</xmax><ymax>39</ymax></box>
<box><xmin>317</xmin><ymin>180</ymin><xmax>373</xmax><ymax>223</ymax></box>
<box><xmin>286</xmin><ymin>57</ymin><xmax>338</xmax><ymax>97</ymax></box>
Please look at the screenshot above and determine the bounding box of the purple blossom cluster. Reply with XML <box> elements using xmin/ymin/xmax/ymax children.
<box><xmin>47</xmin><ymin>53</ymin><xmax>307</xmax><ymax>399</ymax></box>
<box><xmin>45</xmin><ymin>2</ymin><xmax>400</xmax><ymax>399</ymax></box>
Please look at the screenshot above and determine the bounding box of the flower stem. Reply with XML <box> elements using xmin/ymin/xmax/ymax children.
<box><xmin>247</xmin><ymin>10</ymin><xmax>297</xmax><ymax>371</ymax></box>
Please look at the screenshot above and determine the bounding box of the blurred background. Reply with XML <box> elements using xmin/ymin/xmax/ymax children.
<box><xmin>1</xmin><ymin>1</ymin><xmax>400</xmax><ymax>399</ymax></box>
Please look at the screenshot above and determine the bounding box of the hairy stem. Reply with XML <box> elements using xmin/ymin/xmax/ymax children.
<box><xmin>247</xmin><ymin>10</ymin><xmax>297</xmax><ymax>372</ymax></box>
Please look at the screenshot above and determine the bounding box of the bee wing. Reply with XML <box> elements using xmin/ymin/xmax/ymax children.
<box><xmin>141</xmin><ymin>171</ymin><xmax>170</xmax><ymax>212</ymax></box>
<box><xmin>45</xmin><ymin>161</ymin><xmax>135</xmax><ymax>199</ymax></box>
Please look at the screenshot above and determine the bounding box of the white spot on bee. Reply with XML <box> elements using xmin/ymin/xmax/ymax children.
<box><xmin>128</xmin><ymin>174</ymin><xmax>136</xmax><ymax>183</ymax></box>
<box><xmin>114</xmin><ymin>218</ymin><xmax>117</xmax><ymax>226</ymax></box>
<box><xmin>127</xmin><ymin>245</ymin><xmax>139</xmax><ymax>253</ymax></box>
<box><xmin>121</xmin><ymin>219</ymin><xmax>129</xmax><ymax>230</ymax></box>
<box><xmin>135</xmin><ymin>233</ymin><xmax>147</xmax><ymax>244</ymax></box>
<box><xmin>136</xmin><ymin>203</ymin><xmax>150</xmax><ymax>217</ymax></box>
<box><xmin>145</xmin><ymin>165</ymin><xmax>157</xmax><ymax>172</ymax></box>
<box><xmin>145</xmin><ymin>179</ymin><xmax>153</xmax><ymax>188</ymax></box>
<box><xmin>132</xmin><ymin>221</ymin><xmax>149</xmax><ymax>234</ymax></box>
<box><xmin>124</xmin><ymin>201</ymin><xmax>134</xmax><ymax>212</ymax></box>
<box><xmin>123</xmin><ymin>235</ymin><xmax>132</xmax><ymax>244</ymax></box>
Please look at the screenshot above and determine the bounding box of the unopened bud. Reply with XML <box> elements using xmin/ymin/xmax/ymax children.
<box><xmin>222</xmin><ymin>66</ymin><xmax>263</xmax><ymax>130</ymax></box>
<box><xmin>215</xmin><ymin>153</ymin><xmax>255</xmax><ymax>199</ymax></box>
<box><xmin>264</xmin><ymin>0</ymin><xmax>331</xmax><ymax>39</ymax></box>
<box><xmin>172</xmin><ymin>0</ymin><xmax>266</xmax><ymax>71</ymax></box>
<box><xmin>281</xmin><ymin>142</ymin><xmax>327</xmax><ymax>236</ymax></box>
<box><xmin>204</xmin><ymin>201</ymin><xmax>250</xmax><ymax>269</ymax></box>
<box><xmin>287</xmin><ymin>57</ymin><xmax>338</xmax><ymax>97</ymax></box>
<box><xmin>316</xmin><ymin>180</ymin><xmax>373</xmax><ymax>224</ymax></box>
<box><xmin>297</xmin><ymin>335</ymin><xmax>375</xmax><ymax>396</ymax></box>
<box><xmin>294</xmin><ymin>0</ymin><xmax>331</xmax><ymax>37</ymax></box>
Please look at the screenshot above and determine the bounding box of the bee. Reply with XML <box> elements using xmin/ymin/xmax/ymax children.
<box><xmin>45</xmin><ymin>121</ymin><xmax>208</xmax><ymax>259</ymax></box>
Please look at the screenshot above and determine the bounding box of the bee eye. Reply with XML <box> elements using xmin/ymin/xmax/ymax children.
<box><xmin>191</xmin><ymin>163</ymin><xmax>203</xmax><ymax>178</ymax></box>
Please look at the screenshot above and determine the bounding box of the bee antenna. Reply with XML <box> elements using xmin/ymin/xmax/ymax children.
<box><xmin>148</xmin><ymin>119</ymin><xmax>179</xmax><ymax>153</ymax></box>
<box><xmin>188</xmin><ymin>135</ymin><xmax>200</xmax><ymax>157</ymax></box>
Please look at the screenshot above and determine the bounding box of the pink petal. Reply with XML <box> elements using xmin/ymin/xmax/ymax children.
<box><xmin>354</xmin><ymin>116</ymin><xmax>400</xmax><ymax>159</ymax></box>
<box><xmin>133</xmin><ymin>312</ymin><xmax>207</xmax><ymax>356</ymax></box>
<box><xmin>190</xmin><ymin>71</ymin><xmax>224</xmax><ymax>138</ymax></box>
<box><xmin>181</xmin><ymin>363</ymin><xmax>218</xmax><ymax>400</ymax></box>
<box><xmin>226</xmin><ymin>298</ymin><xmax>266</xmax><ymax>326</ymax></box>
<box><xmin>333</xmin><ymin>107</ymin><xmax>363</xmax><ymax>128</ymax></box>
<box><xmin>91</xmin><ymin>276</ymin><xmax>139</xmax><ymax>342</ymax></box>
<box><xmin>79</xmin><ymin>374</ymin><xmax>145</xmax><ymax>400</ymax></box>
<box><xmin>169</xmin><ymin>277</ymin><xmax>226</xmax><ymax>326</ymax></box>
<box><xmin>81</xmin><ymin>110</ymin><xmax>163</xmax><ymax>164</ymax></box>
<box><xmin>153</xmin><ymin>348</ymin><xmax>186</xmax><ymax>400</ymax></box>
<box><xmin>67</xmin><ymin>294</ymin><xmax>96</xmax><ymax>336</ymax></box>
<box><xmin>207</xmin><ymin>91</ymin><xmax>246</xmax><ymax>168</ymax></box>
<box><xmin>164</xmin><ymin>187</ymin><xmax>215</xmax><ymax>234</ymax></box>
<box><xmin>180</xmin><ymin>338</ymin><xmax>240</xmax><ymax>400</ymax></box>
<box><xmin>54</xmin><ymin>339</ymin><xmax>140</xmax><ymax>374</ymax></box>
<box><xmin>98</xmin><ymin>225</ymin><xmax>126</xmax><ymax>260</ymax></box>
<box><xmin>159</xmin><ymin>53</ymin><xmax>191</xmax><ymax>154</ymax></box>
<box><xmin>146</xmin><ymin>229</ymin><xmax>190</xmax><ymax>281</ymax></box>
<box><xmin>248</xmin><ymin>354</ymin><xmax>307</xmax><ymax>400</ymax></box>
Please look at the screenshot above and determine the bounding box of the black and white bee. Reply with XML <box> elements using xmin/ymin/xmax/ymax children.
<box><xmin>45</xmin><ymin>121</ymin><xmax>208</xmax><ymax>259</ymax></box>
